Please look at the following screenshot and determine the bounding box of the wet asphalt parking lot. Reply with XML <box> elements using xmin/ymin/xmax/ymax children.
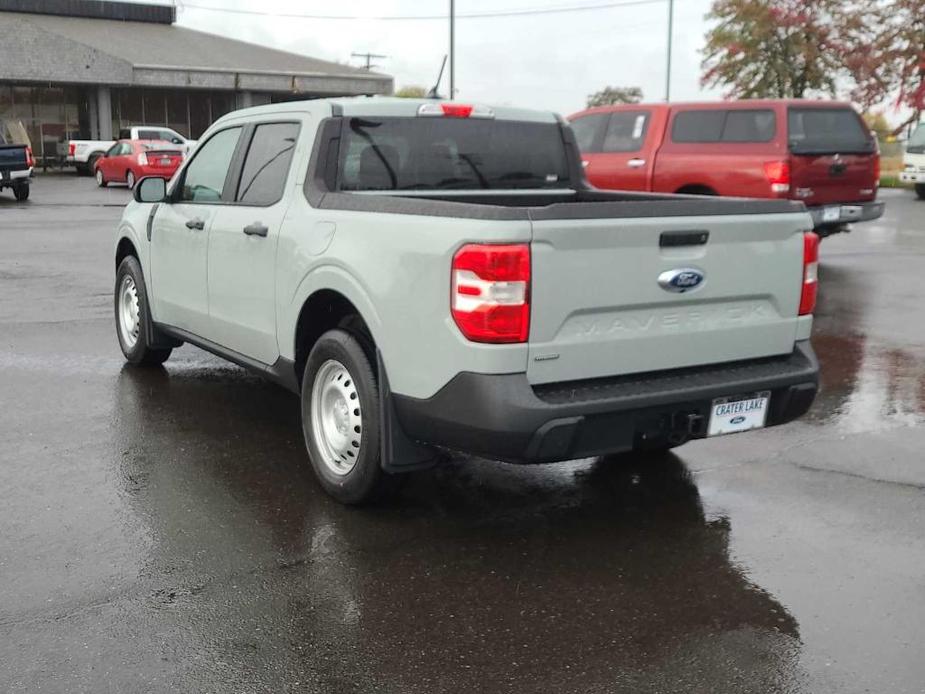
<box><xmin>1</xmin><ymin>176</ymin><xmax>924</xmax><ymax>693</ymax></box>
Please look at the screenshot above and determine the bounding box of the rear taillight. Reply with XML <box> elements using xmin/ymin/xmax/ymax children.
<box><xmin>874</xmin><ymin>153</ymin><xmax>880</xmax><ymax>186</ymax></box>
<box><xmin>764</xmin><ymin>160</ymin><xmax>790</xmax><ymax>195</ymax></box>
<box><xmin>137</xmin><ymin>152</ymin><xmax>148</xmax><ymax>166</ymax></box>
<box><xmin>799</xmin><ymin>232</ymin><xmax>819</xmax><ymax>316</ymax></box>
<box><xmin>68</xmin><ymin>142</ymin><xmax>76</xmax><ymax>157</ymax></box>
<box><xmin>25</xmin><ymin>146</ymin><xmax>34</xmax><ymax>168</ymax></box>
<box><xmin>451</xmin><ymin>243</ymin><xmax>530</xmax><ymax>343</ymax></box>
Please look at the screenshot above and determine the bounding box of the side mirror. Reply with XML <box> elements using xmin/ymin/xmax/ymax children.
<box><xmin>134</xmin><ymin>176</ymin><xmax>167</xmax><ymax>203</ymax></box>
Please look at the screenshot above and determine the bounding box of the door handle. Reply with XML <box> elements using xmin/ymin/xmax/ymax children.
<box><xmin>243</xmin><ymin>222</ymin><xmax>269</xmax><ymax>237</ymax></box>
<box><xmin>185</xmin><ymin>218</ymin><xmax>205</xmax><ymax>230</ymax></box>
<box><xmin>627</xmin><ymin>158</ymin><xmax>647</xmax><ymax>168</ymax></box>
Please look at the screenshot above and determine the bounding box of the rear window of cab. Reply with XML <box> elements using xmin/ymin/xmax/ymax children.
<box><xmin>671</xmin><ymin>109</ymin><xmax>777</xmax><ymax>144</ymax></box>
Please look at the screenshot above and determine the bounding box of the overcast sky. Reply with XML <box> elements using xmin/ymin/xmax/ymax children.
<box><xmin>165</xmin><ymin>0</ymin><xmax>721</xmax><ymax>116</ymax></box>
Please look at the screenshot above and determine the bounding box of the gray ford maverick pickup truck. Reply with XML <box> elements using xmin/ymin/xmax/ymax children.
<box><xmin>113</xmin><ymin>97</ymin><xmax>819</xmax><ymax>503</ymax></box>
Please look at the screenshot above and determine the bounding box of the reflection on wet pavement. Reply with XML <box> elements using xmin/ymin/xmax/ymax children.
<box><xmin>104</xmin><ymin>365</ymin><xmax>806</xmax><ymax>692</ymax></box>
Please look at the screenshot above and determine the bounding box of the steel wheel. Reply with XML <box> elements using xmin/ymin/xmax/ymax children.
<box><xmin>117</xmin><ymin>274</ymin><xmax>141</xmax><ymax>350</ymax></box>
<box><xmin>310</xmin><ymin>359</ymin><xmax>363</xmax><ymax>476</ymax></box>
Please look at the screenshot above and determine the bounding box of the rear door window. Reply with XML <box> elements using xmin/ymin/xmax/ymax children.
<box><xmin>602</xmin><ymin>111</ymin><xmax>650</xmax><ymax>152</ymax></box>
<box><xmin>338</xmin><ymin>117</ymin><xmax>570</xmax><ymax>191</ymax></box>
<box><xmin>787</xmin><ymin>108</ymin><xmax>875</xmax><ymax>154</ymax></box>
<box><xmin>138</xmin><ymin>129</ymin><xmax>162</xmax><ymax>141</ymax></box>
<box><xmin>672</xmin><ymin>109</ymin><xmax>776</xmax><ymax>143</ymax></box>
<box><xmin>569</xmin><ymin>114</ymin><xmax>608</xmax><ymax>153</ymax></box>
<box><xmin>236</xmin><ymin>122</ymin><xmax>300</xmax><ymax>205</ymax></box>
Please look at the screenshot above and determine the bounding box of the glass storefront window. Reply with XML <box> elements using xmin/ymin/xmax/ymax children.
<box><xmin>143</xmin><ymin>90</ymin><xmax>166</xmax><ymax>125</ymax></box>
<box><xmin>166</xmin><ymin>92</ymin><xmax>189</xmax><ymax>137</ymax></box>
<box><xmin>120</xmin><ymin>89</ymin><xmax>143</xmax><ymax>125</ymax></box>
<box><xmin>189</xmin><ymin>92</ymin><xmax>211</xmax><ymax>138</ymax></box>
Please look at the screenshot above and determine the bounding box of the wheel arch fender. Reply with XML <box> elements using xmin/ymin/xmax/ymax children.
<box><xmin>282</xmin><ymin>265</ymin><xmax>386</xmax><ymax>364</ymax></box>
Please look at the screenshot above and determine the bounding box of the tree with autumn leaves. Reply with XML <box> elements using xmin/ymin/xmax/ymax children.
<box><xmin>702</xmin><ymin>0</ymin><xmax>924</xmax><ymax>131</ymax></box>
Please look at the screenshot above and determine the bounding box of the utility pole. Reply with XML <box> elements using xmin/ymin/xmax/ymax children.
<box><xmin>449</xmin><ymin>0</ymin><xmax>455</xmax><ymax>99</ymax></box>
<box><xmin>665</xmin><ymin>0</ymin><xmax>674</xmax><ymax>101</ymax></box>
<box><xmin>351</xmin><ymin>52</ymin><xmax>387</xmax><ymax>71</ymax></box>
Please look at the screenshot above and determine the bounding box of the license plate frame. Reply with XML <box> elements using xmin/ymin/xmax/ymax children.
<box><xmin>822</xmin><ymin>206</ymin><xmax>841</xmax><ymax>223</ymax></box>
<box><xmin>708</xmin><ymin>391</ymin><xmax>770</xmax><ymax>437</ymax></box>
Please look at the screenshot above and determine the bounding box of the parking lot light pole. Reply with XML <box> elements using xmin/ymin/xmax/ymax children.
<box><xmin>449</xmin><ymin>0</ymin><xmax>455</xmax><ymax>99</ymax></box>
<box><xmin>665</xmin><ymin>0</ymin><xmax>673</xmax><ymax>102</ymax></box>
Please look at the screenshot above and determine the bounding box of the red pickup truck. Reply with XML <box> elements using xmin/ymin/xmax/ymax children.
<box><xmin>569</xmin><ymin>100</ymin><xmax>884</xmax><ymax>237</ymax></box>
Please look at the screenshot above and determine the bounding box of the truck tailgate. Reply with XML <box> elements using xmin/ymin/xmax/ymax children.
<box><xmin>527</xmin><ymin>212</ymin><xmax>808</xmax><ymax>385</ymax></box>
<box><xmin>0</xmin><ymin>145</ymin><xmax>27</xmax><ymax>168</ymax></box>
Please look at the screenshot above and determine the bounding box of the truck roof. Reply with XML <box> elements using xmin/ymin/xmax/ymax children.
<box><xmin>573</xmin><ymin>98</ymin><xmax>857</xmax><ymax>118</ymax></box>
<box><xmin>216</xmin><ymin>95</ymin><xmax>560</xmax><ymax>125</ymax></box>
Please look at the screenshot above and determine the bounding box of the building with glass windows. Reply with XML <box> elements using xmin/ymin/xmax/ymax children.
<box><xmin>0</xmin><ymin>0</ymin><xmax>392</xmax><ymax>163</ymax></box>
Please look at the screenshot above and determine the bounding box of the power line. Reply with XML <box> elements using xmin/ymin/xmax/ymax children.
<box><xmin>181</xmin><ymin>0</ymin><xmax>667</xmax><ymax>21</ymax></box>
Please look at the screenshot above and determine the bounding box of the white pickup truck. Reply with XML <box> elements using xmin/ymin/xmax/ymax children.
<box><xmin>900</xmin><ymin>122</ymin><xmax>925</xmax><ymax>200</ymax></box>
<box><xmin>113</xmin><ymin>97</ymin><xmax>820</xmax><ymax>504</ymax></box>
<box><xmin>68</xmin><ymin>126</ymin><xmax>195</xmax><ymax>175</ymax></box>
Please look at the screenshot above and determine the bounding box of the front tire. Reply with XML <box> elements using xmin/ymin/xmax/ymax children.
<box><xmin>915</xmin><ymin>184</ymin><xmax>925</xmax><ymax>200</ymax></box>
<box><xmin>301</xmin><ymin>328</ymin><xmax>401</xmax><ymax>504</ymax></box>
<box><xmin>115</xmin><ymin>256</ymin><xmax>171</xmax><ymax>366</ymax></box>
<box><xmin>96</xmin><ymin>167</ymin><xmax>107</xmax><ymax>188</ymax></box>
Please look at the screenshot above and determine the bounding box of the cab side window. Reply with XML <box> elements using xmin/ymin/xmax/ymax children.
<box><xmin>569</xmin><ymin>114</ymin><xmax>608</xmax><ymax>153</ymax></box>
<box><xmin>602</xmin><ymin>111</ymin><xmax>650</xmax><ymax>153</ymax></box>
<box><xmin>179</xmin><ymin>127</ymin><xmax>242</xmax><ymax>203</ymax></box>
<box><xmin>236</xmin><ymin>122</ymin><xmax>300</xmax><ymax>206</ymax></box>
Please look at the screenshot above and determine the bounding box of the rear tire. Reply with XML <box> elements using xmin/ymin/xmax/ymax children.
<box><xmin>126</xmin><ymin>170</ymin><xmax>136</xmax><ymax>189</ymax></box>
<box><xmin>915</xmin><ymin>184</ymin><xmax>925</xmax><ymax>200</ymax></box>
<box><xmin>96</xmin><ymin>167</ymin><xmax>107</xmax><ymax>188</ymax></box>
<box><xmin>301</xmin><ymin>328</ymin><xmax>404</xmax><ymax>504</ymax></box>
<box><xmin>115</xmin><ymin>256</ymin><xmax>172</xmax><ymax>366</ymax></box>
<box><xmin>87</xmin><ymin>154</ymin><xmax>101</xmax><ymax>176</ymax></box>
<box><xmin>13</xmin><ymin>183</ymin><xmax>29</xmax><ymax>201</ymax></box>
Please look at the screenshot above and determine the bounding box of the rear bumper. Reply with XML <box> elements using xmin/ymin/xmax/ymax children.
<box><xmin>393</xmin><ymin>341</ymin><xmax>819</xmax><ymax>463</ymax></box>
<box><xmin>0</xmin><ymin>168</ymin><xmax>31</xmax><ymax>186</ymax></box>
<box><xmin>807</xmin><ymin>200</ymin><xmax>884</xmax><ymax>228</ymax></box>
<box><xmin>135</xmin><ymin>166</ymin><xmax>179</xmax><ymax>178</ymax></box>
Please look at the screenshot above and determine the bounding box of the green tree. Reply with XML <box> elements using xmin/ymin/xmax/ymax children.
<box><xmin>702</xmin><ymin>0</ymin><xmax>843</xmax><ymax>98</ymax></box>
<box><xmin>394</xmin><ymin>85</ymin><xmax>427</xmax><ymax>98</ymax></box>
<box><xmin>839</xmin><ymin>0</ymin><xmax>924</xmax><ymax>132</ymax></box>
<box><xmin>586</xmin><ymin>86</ymin><xmax>644</xmax><ymax>108</ymax></box>
<box><xmin>862</xmin><ymin>111</ymin><xmax>893</xmax><ymax>141</ymax></box>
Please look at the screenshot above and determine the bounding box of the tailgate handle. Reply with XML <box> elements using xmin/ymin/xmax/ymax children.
<box><xmin>660</xmin><ymin>230</ymin><xmax>709</xmax><ymax>248</ymax></box>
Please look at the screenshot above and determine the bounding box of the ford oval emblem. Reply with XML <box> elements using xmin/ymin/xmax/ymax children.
<box><xmin>730</xmin><ymin>415</ymin><xmax>746</xmax><ymax>425</ymax></box>
<box><xmin>658</xmin><ymin>267</ymin><xmax>706</xmax><ymax>293</ymax></box>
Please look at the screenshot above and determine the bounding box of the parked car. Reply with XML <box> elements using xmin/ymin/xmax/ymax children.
<box><xmin>900</xmin><ymin>122</ymin><xmax>925</xmax><ymax>200</ymax></box>
<box><xmin>114</xmin><ymin>97</ymin><xmax>820</xmax><ymax>504</ymax></box>
<box><xmin>569</xmin><ymin>99</ymin><xmax>884</xmax><ymax>237</ymax></box>
<box><xmin>0</xmin><ymin>125</ymin><xmax>33</xmax><ymax>201</ymax></box>
<box><xmin>95</xmin><ymin>139</ymin><xmax>184</xmax><ymax>189</ymax></box>
<box><xmin>68</xmin><ymin>126</ymin><xmax>195</xmax><ymax>175</ymax></box>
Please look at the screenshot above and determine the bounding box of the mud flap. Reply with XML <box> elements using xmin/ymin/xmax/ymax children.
<box><xmin>377</xmin><ymin>351</ymin><xmax>438</xmax><ymax>473</ymax></box>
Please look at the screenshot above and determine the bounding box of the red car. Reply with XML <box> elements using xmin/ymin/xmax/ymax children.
<box><xmin>569</xmin><ymin>99</ymin><xmax>884</xmax><ymax>236</ymax></box>
<box><xmin>95</xmin><ymin>139</ymin><xmax>183</xmax><ymax>189</ymax></box>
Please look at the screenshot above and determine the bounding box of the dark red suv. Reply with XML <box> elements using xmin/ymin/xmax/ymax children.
<box><xmin>569</xmin><ymin>100</ymin><xmax>884</xmax><ymax>236</ymax></box>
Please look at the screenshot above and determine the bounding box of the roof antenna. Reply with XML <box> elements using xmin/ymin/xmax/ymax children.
<box><xmin>426</xmin><ymin>55</ymin><xmax>448</xmax><ymax>99</ymax></box>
